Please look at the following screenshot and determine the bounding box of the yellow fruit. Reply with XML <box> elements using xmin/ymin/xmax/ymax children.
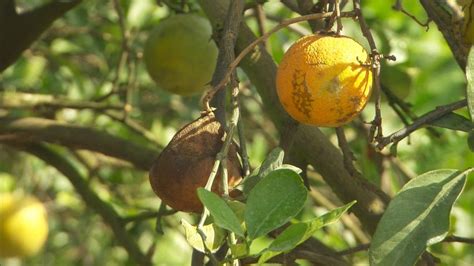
<box><xmin>0</xmin><ymin>194</ymin><xmax>49</xmax><ymax>258</ymax></box>
<box><xmin>276</xmin><ymin>34</ymin><xmax>373</xmax><ymax>127</ymax></box>
<box><xmin>143</xmin><ymin>14</ymin><xmax>218</xmax><ymax>96</ymax></box>
<box><xmin>149</xmin><ymin>112</ymin><xmax>242</xmax><ymax>213</ymax></box>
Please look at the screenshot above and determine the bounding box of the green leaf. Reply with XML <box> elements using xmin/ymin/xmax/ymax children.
<box><xmin>197</xmin><ymin>189</ymin><xmax>244</xmax><ymax>237</ymax></box>
<box><xmin>428</xmin><ymin>112</ymin><xmax>474</xmax><ymax>132</ymax></box>
<box><xmin>245</xmin><ymin>169</ymin><xmax>307</xmax><ymax>240</ymax></box>
<box><xmin>181</xmin><ymin>219</ymin><xmax>226</xmax><ymax>253</ymax></box>
<box><xmin>241</xmin><ymin>174</ymin><xmax>261</xmax><ymax>197</ymax></box>
<box><xmin>241</xmin><ymin>164</ymin><xmax>303</xmax><ymax>197</ymax></box>
<box><xmin>258</xmin><ymin>250</ymin><xmax>280</xmax><ymax>264</ymax></box>
<box><xmin>230</xmin><ymin>243</ymin><xmax>249</xmax><ymax>258</ymax></box>
<box><xmin>369</xmin><ymin>169</ymin><xmax>471</xmax><ymax>266</ymax></box>
<box><xmin>466</xmin><ymin>46</ymin><xmax>474</xmax><ymax>121</ymax></box>
<box><xmin>241</xmin><ymin>147</ymin><xmax>285</xmax><ymax>197</ymax></box>
<box><xmin>257</xmin><ymin>147</ymin><xmax>285</xmax><ymax>178</ymax></box>
<box><xmin>279</xmin><ymin>164</ymin><xmax>303</xmax><ymax>174</ymax></box>
<box><xmin>226</xmin><ymin>200</ymin><xmax>246</xmax><ymax>224</ymax></box>
<box><xmin>258</xmin><ymin>201</ymin><xmax>356</xmax><ymax>263</ymax></box>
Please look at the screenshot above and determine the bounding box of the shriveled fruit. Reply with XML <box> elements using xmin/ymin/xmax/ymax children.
<box><xmin>0</xmin><ymin>193</ymin><xmax>49</xmax><ymax>258</ymax></box>
<box><xmin>276</xmin><ymin>34</ymin><xmax>373</xmax><ymax>127</ymax></box>
<box><xmin>149</xmin><ymin>112</ymin><xmax>242</xmax><ymax>212</ymax></box>
<box><xmin>143</xmin><ymin>14</ymin><xmax>218</xmax><ymax>96</ymax></box>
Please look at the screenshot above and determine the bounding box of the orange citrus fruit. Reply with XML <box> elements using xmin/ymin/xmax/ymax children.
<box><xmin>276</xmin><ymin>34</ymin><xmax>373</xmax><ymax>127</ymax></box>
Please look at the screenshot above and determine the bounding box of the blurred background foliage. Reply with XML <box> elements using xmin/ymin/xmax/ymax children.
<box><xmin>0</xmin><ymin>0</ymin><xmax>473</xmax><ymax>265</ymax></box>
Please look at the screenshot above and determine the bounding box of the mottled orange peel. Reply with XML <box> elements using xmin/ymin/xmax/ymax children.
<box><xmin>276</xmin><ymin>34</ymin><xmax>373</xmax><ymax>127</ymax></box>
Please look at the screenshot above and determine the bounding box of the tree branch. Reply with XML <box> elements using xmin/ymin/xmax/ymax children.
<box><xmin>0</xmin><ymin>116</ymin><xmax>159</xmax><ymax>171</ymax></box>
<box><xmin>0</xmin><ymin>91</ymin><xmax>123</xmax><ymax>111</ymax></box>
<box><xmin>208</xmin><ymin>0</ymin><xmax>245</xmax><ymax>124</ymax></box>
<box><xmin>419</xmin><ymin>0</ymin><xmax>467</xmax><ymax>70</ymax></box>
<box><xmin>443</xmin><ymin>235</ymin><xmax>474</xmax><ymax>244</ymax></box>
<box><xmin>376</xmin><ymin>99</ymin><xmax>468</xmax><ymax>150</ymax></box>
<box><xmin>0</xmin><ymin>0</ymin><xmax>82</xmax><ymax>72</ymax></box>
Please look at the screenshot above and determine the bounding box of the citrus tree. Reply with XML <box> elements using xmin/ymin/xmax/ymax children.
<box><xmin>0</xmin><ymin>0</ymin><xmax>473</xmax><ymax>265</ymax></box>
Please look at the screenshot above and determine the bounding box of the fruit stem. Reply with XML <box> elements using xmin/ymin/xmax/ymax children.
<box><xmin>198</xmin><ymin>85</ymin><xmax>242</xmax><ymax>264</ymax></box>
<box><xmin>227</xmin><ymin>232</ymin><xmax>240</xmax><ymax>266</ymax></box>
<box><xmin>335</xmin><ymin>0</ymin><xmax>343</xmax><ymax>34</ymax></box>
<box><xmin>196</xmin><ymin>208</ymin><xmax>219</xmax><ymax>265</ymax></box>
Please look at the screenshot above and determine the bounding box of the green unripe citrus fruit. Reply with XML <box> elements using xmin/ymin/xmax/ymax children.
<box><xmin>0</xmin><ymin>193</ymin><xmax>49</xmax><ymax>258</ymax></box>
<box><xmin>144</xmin><ymin>14</ymin><xmax>218</xmax><ymax>96</ymax></box>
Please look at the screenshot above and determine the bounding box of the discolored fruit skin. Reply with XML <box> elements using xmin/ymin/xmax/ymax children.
<box><xmin>276</xmin><ymin>34</ymin><xmax>373</xmax><ymax>127</ymax></box>
<box><xmin>143</xmin><ymin>14</ymin><xmax>218</xmax><ymax>96</ymax></box>
<box><xmin>149</xmin><ymin>113</ymin><xmax>242</xmax><ymax>212</ymax></box>
<box><xmin>0</xmin><ymin>194</ymin><xmax>49</xmax><ymax>258</ymax></box>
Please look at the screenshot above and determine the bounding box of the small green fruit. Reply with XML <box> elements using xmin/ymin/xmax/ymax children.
<box><xmin>144</xmin><ymin>14</ymin><xmax>218</xmax><ymax>96</ymax></box>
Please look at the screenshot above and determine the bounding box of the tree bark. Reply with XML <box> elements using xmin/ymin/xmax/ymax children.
<box><xmin>0</xmin><ymin>116</ymin><xmax>158</xmax><ymax>171</ymax></box>
<box><xmin>0</xmin><ymin>0</ymin><xmax>82</xmax><ymax>72</ymax></box>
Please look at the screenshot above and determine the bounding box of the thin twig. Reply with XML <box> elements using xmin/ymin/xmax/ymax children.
<box><xmin>262</xmin><ymin>13</ymin><xmax>311</xmax><ymax>35</ymax></box>
<box><xmin>102</xmin><ymin>111</ymin><xmax>164</xmax><ymax>149</ymax></box>
<box><xmin>376</xmin><ymin>99</ymin><xmax>468</xmax><ymax>150</ymax></box>
<box><xmin>254</xmin><ymin>4</ymin><xmax>268</xmax><ymax>50</ymax></box>
<box><xmin>237</xmin><ymin>105</ymin><xmax>250</xmax><ymax>176</ymax></box>
<box><xmin>443</xmin><ymin>235</ymin><xmax>474</xmax><ymax>244</ymax></box>
<box><xmin>121</xmin><ymin>209</ymin><xmax>176</xmax><ymax>225</ymax></box>
<box><xmin>334</xmin><ymin>234</ymin><xmax>474</xmax><ymax>257</ymax></box>
<box><xmin>335</xmin><ymin>0</ymin><xmax>343</xmax><ymax>34</ymax></box>
<box><xmin>353</xmin><ymin>0</ymin><xmax>384</xmax><ymax>142</ymax></box>
<box><xmin>202</xmin><ymin>10</ymin><xmax>356</xmax><ymax>110</ymax></box>
<box><xmin>336</xmin><ymin>243</ymin><xmax>370</xmax><ymax>256</ymax></box>
<box><xmin>225</xmin><ymin>80</ymin><xmax>241</xmax><ymax>266</ymax></box>
<box><xmin>380</xmin><ymin>84</ymin><xmax>441</xmax><ymax>138</ymax></box>
<box><xmin>392</xmin><ymin>0</ymin><xmax>430</xmax><ymax>30</ymax></box>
